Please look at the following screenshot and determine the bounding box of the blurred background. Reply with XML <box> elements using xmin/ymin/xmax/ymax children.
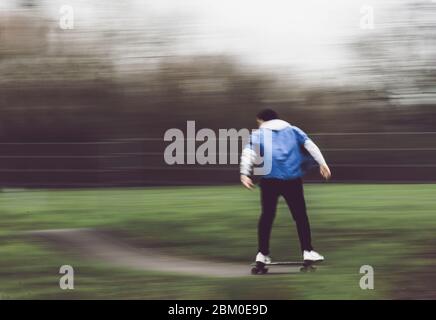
<box><xmin>1</xmin><ymin>0</ymin><xmax>436</xmax><ymax>187</ymax></box>
<box><xmin>1</xmin><ymin>0</ymin><xmax>436</xmax><ymax>300</ymax></box>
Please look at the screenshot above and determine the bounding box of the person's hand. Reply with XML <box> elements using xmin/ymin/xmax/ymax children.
<box><xmin>320</xmin><ymin>164</ymin><xmax>331</xmax><ymax>180</ymax></box>
<box><xmin>240</xmin><ymin>175</ymin><xmax>254</xmax><ymax>190</ymax></box>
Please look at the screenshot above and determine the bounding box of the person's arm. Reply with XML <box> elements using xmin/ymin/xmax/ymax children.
<box><xmin>304</xmin><ymin>139</ymin><xmax>326</xmax><ymax>166</ymax></box>
<box><xmin>293</xmin><ymin>126</ymin><xmax>331</xmax><ymax>180</ymax></box>
<box><xmin>240</xmin><ymin>135</ymin><xmax>258</xmax><ymax>189</ymax></box>
<box><xmin>240</xmin><ymin>149</ymin><xmax>255</xmax><ymax>189</ymax></box>
<box><xmin>240</xmin><ymin>146</ymin><xmax>256</xmax><ymax>177</ymax></box>
<box><xmin>304</xmin><ymin>139</ymin><xmax>331</xmax><ymax>180</ymax></box>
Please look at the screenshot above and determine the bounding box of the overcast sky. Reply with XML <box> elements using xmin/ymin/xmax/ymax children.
<box><xmin>2</xmin><ymin>0</ymin><xmax>401</xmax><ymax>78</ymax></box>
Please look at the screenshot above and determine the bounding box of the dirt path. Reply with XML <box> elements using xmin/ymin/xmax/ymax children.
<box><xmin>27</xmin><ymin>229</ymin><xmax>301</xmax><ymax>277</ymax></box>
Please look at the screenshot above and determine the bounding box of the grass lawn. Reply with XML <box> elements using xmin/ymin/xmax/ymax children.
<box><xmin>1</xmin><ymin>184</ymin><xmax>435</xmax><ymax>299</ymax></box>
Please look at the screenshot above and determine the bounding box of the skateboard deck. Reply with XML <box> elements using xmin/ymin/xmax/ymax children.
<box><xmin>250</xmin><ymin>260</ymin><xmax>322</xmax><ymax>274</ymax></box>
<box><xmin>250</xmin><ymin>261</ymin><xmax>311</xmax><ymax>266</ymax></box>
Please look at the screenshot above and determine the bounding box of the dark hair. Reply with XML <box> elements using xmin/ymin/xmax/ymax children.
<box><xmin>256</xmin><ymin>109</ymin><xmax>279</xmax><ymax>121</ymax></box>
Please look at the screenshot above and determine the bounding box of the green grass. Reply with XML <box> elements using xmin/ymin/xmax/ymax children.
<box><xmin>1</xmin><ymin>184</ymin><xmax>435</xmax><ymax>299</ymax></box>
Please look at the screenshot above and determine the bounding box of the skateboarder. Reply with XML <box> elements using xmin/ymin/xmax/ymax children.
<box><xmin>240</xmin><ymin>109</ymin><xmax>331</xmax><ymax>265</ymax></box>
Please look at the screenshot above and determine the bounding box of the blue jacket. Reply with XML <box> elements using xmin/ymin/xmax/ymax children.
<box><xmin>240</xmin><ymin>119</ymin><xmax>318</xmax><ymax>180</ymax></box>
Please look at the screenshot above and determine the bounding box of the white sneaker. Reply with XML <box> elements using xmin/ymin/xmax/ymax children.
<box><xmin>256</xmin><ymin>252</ymin><xmax>272</xmax><ymax>264</ymax></box>
<box><xmin>303</xmin><ymin>250</ymin><xmax>324</xmax><ymax>262</ymax></box>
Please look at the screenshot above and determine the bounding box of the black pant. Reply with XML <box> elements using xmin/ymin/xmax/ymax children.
<box><xmin>258</xmin><ymin>178</ymin><xmax>313</xmax><ymax>255</ymax></box>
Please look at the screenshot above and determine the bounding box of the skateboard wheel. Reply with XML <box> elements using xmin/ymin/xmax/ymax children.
<box><xmin>251</xmin><ymin>267</ymin><xmax>268</xmax><ymax>275</ymax></box>
<box><xmin>300</xmin><ymin>266</ymin><xmax>316</xmax><ymax>272</ymax></box>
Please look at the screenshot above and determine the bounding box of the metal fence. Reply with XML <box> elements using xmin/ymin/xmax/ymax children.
<box><xmin>1</xmin><ymin>131</ymin><xmax>436</xmax><ymax>187</ymax></box>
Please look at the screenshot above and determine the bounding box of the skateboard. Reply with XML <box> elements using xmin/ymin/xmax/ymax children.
<box><xmin>250</xmin><ymin>260</ymin><xmax>321</xmax><ymax>275</ymax></box>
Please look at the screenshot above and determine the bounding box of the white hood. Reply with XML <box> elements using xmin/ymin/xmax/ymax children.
<box><xmin>259</xmin><ymin>119</ymin><xmax>291</xmax><ymax>131</ymax></box>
